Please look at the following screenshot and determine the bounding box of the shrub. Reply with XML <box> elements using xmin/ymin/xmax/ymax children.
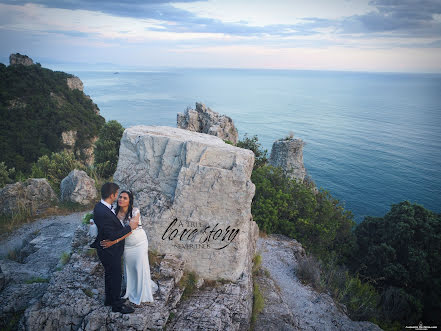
<box><xmin>236</xmin><ymin>134</ymin><xmax>268</xmax><ymax>169</ymax></box>
<box><xmin>60</xmin><ymin>252</ymin><xmax>71</xmax><ymax>265</ymax></box>
<box><xmin>31</xmin><ymin>150</ymin><xmax>84</xmax><ymax>191</ymax></box>
<box><xmin>297</xmin><ymin>255</ymin><xmax>322</xmax><ymax>290</ymax></box>
<box><xmin>94</xmin><ymin>120</ymin><xmax>124</xmax><ymax>178</ymax></box>
<box><xmin>0</xmin><ymin>162</ymin><xmax>16</xmax><ymax>188</ymax></box>
<box><xmin>179</xmin><ymin>270</ymin><xmax>198</xmax><ymax>301</ymax></box>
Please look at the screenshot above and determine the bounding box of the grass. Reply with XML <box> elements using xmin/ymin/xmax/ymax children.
<box><xmin>7</xmin><ymin>247</ymin><xmax>22</xmax><ymax>262</ymax></box>
<box><xmin>0</xmin><ymin>199</ymin><xmax>93</xmax><ymax>235</ymax></box>
<box><xmin>296</xmin><ymin>255</ymin><xmax>322</xmax><ymax>290</ymax></box>
<box><xmin>86</xmin><ymin>248</ymin><xmax>97</xmax><ymax>258</ymax></box>
<box><xmin>25</xmin><ymin>277</ymin><xmax>49</xmax><ymax>284</ymax></box>
<box><xmin>251</xmin><ymin>282</ymin><xmax>264</xmax><ymax>327</ymax></box>
<box><xmin>60</xmin><ymin>252</ymin><xmax>71</xmax><ymax>266</ymax></box>
<box><xmin>178</xmin><ymin>270</ymin><xmax>198</xmax><ymax>301</ymax></box>
<box><xmin>252</xmin><ymin>254</ymin><xmax>262</xmax><ymax>275</ymax></box>
<box><xmin>148</xmin><ymin>249</ymin><xmax>162</xmax><ymax>267</ymax></box>
<box><xmin>82</xmin><ymin>288</ymin><xmax>93</xmax><ymax>298</ymax></box>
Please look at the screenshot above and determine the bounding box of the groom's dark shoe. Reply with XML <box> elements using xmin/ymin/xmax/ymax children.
<box><xmin>112</xmin><ymin>304</ymin><xmax>135</xmax><ymax>314</ymax></box>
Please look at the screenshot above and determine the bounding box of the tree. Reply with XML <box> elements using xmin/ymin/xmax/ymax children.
<box><xmin>353</xmin><ymin>201</ymin><xmax>441</xmax><ymax>325</ymax></box>
<box><xmin>94</xmin><ymin>120</ymin><xmax>125</xmax><ymax>178</ymax></box>
<box><xmin>236</xmin><ymin>134</ymin><xmax>268</xmax><ymax>169</ymax></box>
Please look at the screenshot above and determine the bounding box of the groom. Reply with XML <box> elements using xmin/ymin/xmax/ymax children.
<box><xmin>90</xmin><ymin>182</ymin><xmax>138</xmax><ymax>314</ymax></box>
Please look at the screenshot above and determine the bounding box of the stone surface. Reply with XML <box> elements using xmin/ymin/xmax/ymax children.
<box><xmin>19</xmin><ymin>221</ymin><xmax>254</xmax><ymax>331</ymax></box>
<box><xmin>60</xmin><ymin>169</ymin><xmax>97</xmax><ymax>205</ymax></box>
<box><xmin>177</xmin><ymin>102</ymin><xmax>239</xmax><ymax>144</ymax></box>
<box><xmin>168</xmin><ymin>272</ymin><xmax>253</xmax><ymax>331</ymax></box>
<box><xmin>114</xmin><ymin>125</ymin><xmax>258</xmax><ymax>281</ymax></box>
<box><xmin>61</xmin><ymin>130</ymin><xmax>77</xmax><ymax>148</ymax></box>
<box><xmin>256</xmin><ymin>234</ymin><xmax>382</xmax><ymax>331</ymax></box>
<box><xmin>66</xmin><ymin>76</ymin><xmax>84</xmax><ymax>91</ymax></box>
<box><xmin>269</xmin><ymin>138</ymin><xmax>306</xmax><ymax>182</ymax></box>
<box><xmin>254</xmin><ymin>266</ymin><xmax>299</xmax><ymax>331</ymax></box>
<box><xmin>0</xmin><ymin>178</ymin><xmax>58</xmax><ymax>216</ymax></box>
<box><xmin>9</xmin><ymin>53</ymin><xmax>34</xmax><ymax>66</ymax></box>
<box><xmin>0</xmin><ymin>212</ymin><xmax>84</xmax><ymax>329</ymax></box>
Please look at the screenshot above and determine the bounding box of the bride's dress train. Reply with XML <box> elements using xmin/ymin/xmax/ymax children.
<box><xmin>122</xmin><ymin>208</ymin><xmax>158</xmax><ymax>305</ymax></box>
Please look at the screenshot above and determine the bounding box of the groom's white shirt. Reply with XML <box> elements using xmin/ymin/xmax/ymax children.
<box><xmin>100</xmin><ymin>199</ymin><xmax>124</xmax><ymax>227</ymax></box>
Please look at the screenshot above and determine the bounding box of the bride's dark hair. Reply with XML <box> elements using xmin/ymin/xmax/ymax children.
<box><xmin>115</xmin><ymin>190</ymin><xmax>134</xmax><ymax>221</ymax></box>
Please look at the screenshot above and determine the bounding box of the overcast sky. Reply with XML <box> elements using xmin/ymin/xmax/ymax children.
<box><xmin>1</xmin><ymin>0</ymin><xmax>440</xmax><ymax>72</ymax></box>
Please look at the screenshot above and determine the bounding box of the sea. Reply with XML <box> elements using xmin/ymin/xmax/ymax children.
<box><xmin>50</xmin><ymin>67</ymin><xmax>441</xmax><ymax>223</ymax></box>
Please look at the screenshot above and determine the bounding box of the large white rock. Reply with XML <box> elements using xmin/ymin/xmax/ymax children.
<box><xmin>114</xmin><ymin>126</ymin><xmax>258</xmax><ymax>281</ymax></box>
<box><xmin>60</xmin><ymin>169</ymin><xmax>97</xmax><ymax>205</ymax></box>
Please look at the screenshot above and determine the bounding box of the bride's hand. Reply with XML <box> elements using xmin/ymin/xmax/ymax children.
<box><xmin>100</xmin><ymin>240</ymin><xmax>114</xmax><ymax>248</ymax></box>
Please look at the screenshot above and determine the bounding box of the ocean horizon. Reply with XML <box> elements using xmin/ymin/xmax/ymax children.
<box><xmin>47</xmin><ymin>66</ymin><xmax>441</xmax><ymax>223</ymax></box>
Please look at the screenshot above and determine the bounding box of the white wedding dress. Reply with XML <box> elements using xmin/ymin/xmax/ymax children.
<box><xmin>121</xmin><ymin>208</ymin><xmax>158</xmax><ymax>305</ymax></box>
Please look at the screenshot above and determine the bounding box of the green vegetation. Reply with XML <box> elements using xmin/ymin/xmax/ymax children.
<box><xmin>251</xmin><ymin>282</ymin><xmax>264</xmax><ymax>326</ymax></box>
<box><xmin>0</xmin><ymin>162</ymin><xmax>16</xmax><ymax>187</ymax></box>
<box><xmin>251</xmin><ymin>165</ymin><xmax>356</xmax><ymax>262</ymax></box>
<box><xmin>25</xmin><ymin>277</ymin><xmax>49</xmax><ymax>284</ymax></box>
<box><xmin>237</xmin><ymin>134</ymin><xmax>441</xmax><ymax>328</ymax></box>
<box><xmin>236</xmin><ymin>134</ymin><xmax>268</xmax><ymax>170</ymax></box>
<box><xmin>0</xmin><ymin>63</ymin><xmax>105</xmax><ymax>175</ymax></box>
<box><xmin>178</xmin><ymin>270</ymin><xmax>198</xmax><ymax>301</ymax></box>
<box><xmin>31</xmin><ymin>150</ymin><xmax>85</xmax><ymax>192</ymax></box>
<box><xmin>351</xmin><ymin>201</ymin><xmax>441</xmax><ymax>326</ymax></box>
<box><xmin>60</xmin><ymin>252</ymin><xmax>71</xmax><ymax>266</ymax></box>
<box><xmin>94</xmin><ymin>120</ymin><xmax>124</xmax><ymax>178</ymax></box>
<box><xmin>82</xmin><ymin>288</ymin><xmax>93</xmax><ymax>298</ymax></box>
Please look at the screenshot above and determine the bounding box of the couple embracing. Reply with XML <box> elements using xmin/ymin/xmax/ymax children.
<box><xmin>90</xmin><ymin>182</ymin><xmax>158</xmax><ymax>314</ymax></box>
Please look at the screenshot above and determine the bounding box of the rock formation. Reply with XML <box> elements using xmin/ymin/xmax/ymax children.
<box><xmin>114</xmin><ymin>126</ymin><xmax>258</xmax><ymax>282</ymax></box>
<box><xmin>66</xmin><ymin>76</ymin><xmax>84</xmax><ymax>91</ymax></box>
<box><xmin>269</xmin><ymin>137</ymin><xmax>306</xmax><ymax>182</ymax></box>
<box><xmin>60</xmin><ymin>169</ymin><xmax>98</xmax><ymax>205</ymax></box>
<box><xmin>0</xmin><ymin>178</ymin><xmax>58</xmax><ymax>216</ymax></box>
<box><xmin>9</xmin><ymin>53</ymin><xmax>34</xmax><ymax>66</ymax></box>
<box><xmin>20</xmin><ymin>220</ymin><xmax>254</xmax><ymax>330</ymax></box>
<box><xmin>256</xmin><ymin>234</ymin><xmax>382</xmax><ymax>331</ymax></box>
<box><xmin>61</xmin><ymin>130</ymin><xmax>77</xmax><ymax>148</ymax></box>
<box><xmin>177</xmin><ymin>102</ymin><xmax>239</xmax><ymax>144</ymax></box>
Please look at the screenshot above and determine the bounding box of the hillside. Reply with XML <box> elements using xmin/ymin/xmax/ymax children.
<box><xmin>0</xmin><ymin>54</ymin><xmax>105</xmax><ymax>174</ymax></box>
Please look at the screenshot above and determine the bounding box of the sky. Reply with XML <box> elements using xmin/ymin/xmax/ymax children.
<box><xmin>0</xmin><ymin>0</ymin><xmax>440</xmax><ymax>72</ymax></box>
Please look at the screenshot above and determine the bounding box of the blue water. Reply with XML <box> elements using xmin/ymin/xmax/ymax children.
<box><xmin>63</xmin><ymin>68</ymin><xmax>441</xmax><ymax>222</ymax></box>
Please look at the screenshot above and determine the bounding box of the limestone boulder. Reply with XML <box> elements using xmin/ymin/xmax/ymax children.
<box><xmin>0</xmin><ymin>178</ymin><xmax>58</xmax><ymax>216</ymax></box>
<box><xmin>269</xmin><ymin>138</ymin><xmax>306</xmax><ymax>182</ymax></box>
<box><xmin>60</xmin><ymin>170</ymin><xmax>97</xmax><ymax>205</ymax></box>
<box><xmin>177</xmin><ymin>102</ymin><xmax>239</xmax><ymax>144</ymax></box>
<box><xmin>114</xmin><ymin>126</ymin><xmax>258</xmax><ymax>281</ymax></box>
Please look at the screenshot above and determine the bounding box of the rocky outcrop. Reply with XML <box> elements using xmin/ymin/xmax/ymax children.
<box><xmin>177</xmin><ymin>103</ymin><xmax>239</xmax><ymax>144</ymax></box>
<box><xmin>269</xmin><ymin>138</ymin><xmax>306</xmax><ymax>182</ymax></box>
<box><xmin>114</xmin><ymin>126</ymin><xmax>258</xmax><ymax>282</ymax></box>
<box><xmin>0</xmin><ymin>179</ymin><xmax>58</xmax><ymax>216</ymax></box>
<box><xmin>60</xmin><ymin>169</ymin><xmax>98</xmax><ymax>205</ymax></box>
<box><xmin>256</xmin><ymin>234</ymin><xmax>382</xmax><ymax>331</ymax></box>
<box><xmin>66</xmin><ymin>76</ymin><xmax>84</xmax><ymax>91</ymax></box>
<box><xmin>0</xmin><ymin>212</ymin><xmax>84</xmax><ymax>330</ymax></box>
<box><xmin>61</xmin><ymin>130</ymin><xmax>77</xmax><ymax>148</ymax></box>
<box><xmin>20</xmin><ymin>220</ymin><xmax>254</xmax><ymax>330</ymax></box>
<box><xmin>9</xmin><ymin>53</ymin><xmax>33</xmax><ymax>66</ymax></box>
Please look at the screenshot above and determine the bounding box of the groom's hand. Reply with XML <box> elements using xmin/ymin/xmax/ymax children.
<box><xmin>129</xmin><ymin>218</ymin><xmax>139</xmax><ymax>230</ymax></box>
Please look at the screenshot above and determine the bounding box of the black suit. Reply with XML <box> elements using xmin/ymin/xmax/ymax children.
<box><xmin>90</xmin><ymin>201</ymin><xmax>131</xmax><ymax>308</ymax></box>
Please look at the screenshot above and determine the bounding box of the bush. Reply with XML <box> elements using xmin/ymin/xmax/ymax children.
<box><xmin>297</xmin><ymin>255</ymin><xmax>322</xmax><ymax>290</ymax></box>
<box><xmin>94</xmin><ymin>120</ymin><xmax>124</xmax><ymax>178</ymax></box>
<box><xmin>251</xmin><ymin>165</ymin><xmax>356</xmax><ymax>262</ymax></box>
<box><xmin>31</xmin><ymin>150</ymin><xmax>84</xmax><ymax>192</ymax></box>
<box><xmin>236</xmin><ymin>134</ymin><xmax>268</xmax><ymax>169</ymax></box>
<box><xmin>352</xmin><ymin>201</ymin><xmax>441</xmax><ymax>325</ymax></box>
<box><xmin>251</xmin><ymin>282</ymin><xmax>264</xmax><ymax>325</ymax></box>
<box><xmin>0</xmin><ymin>162</ymin><xmax>16</xmax><ymax>188</ymax></box>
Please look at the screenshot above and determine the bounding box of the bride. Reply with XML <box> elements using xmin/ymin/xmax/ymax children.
<box><xmin>100</xmin><ymin>190</ymin><xmax>158</xmax><ymax>305</ymax></box>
